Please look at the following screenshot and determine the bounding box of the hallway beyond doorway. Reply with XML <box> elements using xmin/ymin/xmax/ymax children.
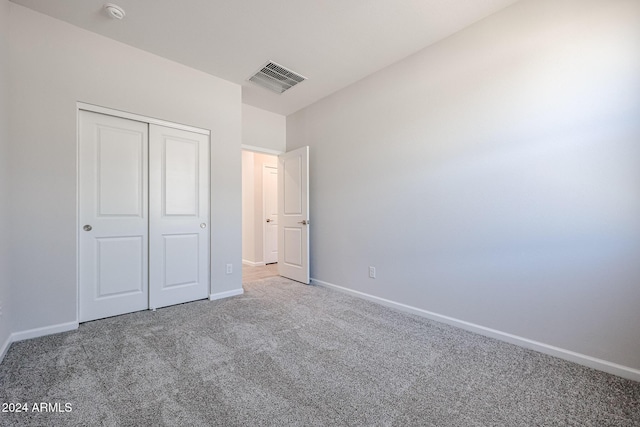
<box><xmin>242</xmin><ymin>263</ymin><xmax>279</xmax><ymax>283</ymax></box>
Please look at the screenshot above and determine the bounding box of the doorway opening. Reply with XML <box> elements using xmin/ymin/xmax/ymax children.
<box><xmin>242</xmin><ymin>150</ymin><xmax>279</xmax><ymax>282</ymax></box>
<box><xmin>241</xmin><ymin>146</ymin><xmax>310</xmax><ymax>285</ymax></box>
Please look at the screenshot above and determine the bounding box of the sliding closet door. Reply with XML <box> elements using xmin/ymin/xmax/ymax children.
<box><xmin>148</xmin><ymin>125</ymin><xmax>210</xmax><ymax>309</ymax></box>
<box><xmin>79</xmin><ymin>111</ymin><xmax>149</xmax><ymax>322</ymax></box>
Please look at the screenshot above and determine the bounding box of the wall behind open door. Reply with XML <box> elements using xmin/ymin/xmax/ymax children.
<box><xmin>278</xmin><ymin>146</ymin><xmax>310</xmax><ymax>284</ymax></box>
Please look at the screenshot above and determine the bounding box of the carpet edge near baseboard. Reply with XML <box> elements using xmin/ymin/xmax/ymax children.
<box><xmin>0</xmin><ymin>333</ymin><xmax>10</xmax><ymax>364</ymax></box>
<box><xmin>0</xmin><ymin>320</ymin><xmax>79</xmax><ymax>365</ymax></box>
<box><xmin>311</xmin><ymin>278</ymin><xmax>640</xmax><ymax>383</ymax></box>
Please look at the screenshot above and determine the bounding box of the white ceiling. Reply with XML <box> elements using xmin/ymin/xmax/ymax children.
<box><xmin>10</xmin><ymin>0</ymin><xmax>520</xmax><ymax>116</ymax></box>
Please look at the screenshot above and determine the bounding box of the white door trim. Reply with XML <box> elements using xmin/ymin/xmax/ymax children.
<box><xmin>241</xmin><ymin>144</ymin><xmax>284</xmax><ymax>156</ymax></box>
<box><xmin>78</xmin><ymin>102</ymin><xmax>210</xmax><ymax>136</ymax></box>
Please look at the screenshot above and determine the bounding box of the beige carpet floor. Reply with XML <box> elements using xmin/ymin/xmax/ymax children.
<box><xmin>1</xmin><ymin>276</ymin><xmax>639</xmax><ymax>426</ymax></box>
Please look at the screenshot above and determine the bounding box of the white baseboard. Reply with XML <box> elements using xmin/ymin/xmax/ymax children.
<box><xmin>0</xmin><ymin>332</ymin><xmax>11</xmax><ymax>364</ymax></box>
<box><xmin>242</xmin><ymin>259</ymin><xmax>265</xmax><ymax>267</ymax></box>
<box><xmin>209</xmin><ymin>288</ymin><xmax>244</xmax><ymax>301</ymax></box>
<box><xmin>11</xmin><ymin>321</ymin><xmax>79</xmax><ymax>343</ymax></box>
<box><xmin>312</xmin><ymin>278</ymin><xmax>640</xmax><ymax>383</ymax></box>
<box><xmin>0</xmin><ymin>321</ymin><xmax>79</xmax><ymax>364</ymax></box>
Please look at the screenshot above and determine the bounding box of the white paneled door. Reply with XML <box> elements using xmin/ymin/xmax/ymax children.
<box><xmin>79</xmin><ymin>112</ymin><xmax>150</xmax><ymax>322</ymax></box>
<box><xmin>79</xmin><ymin>110</ymin><xmax>210</xmax><ymax>322</ymax></box>
<box><xmin>149</xmin><ymin>125</ymin><xmax>209</xmax><ymax>309</ymax></box>
<box><xmin>263</xmin><ymin>165</ymin><xmax>278</xmax><ymax>264</ymax></box>
<box><xmin>278</xmin><ymin>147</ymin><xmax>310</xmax><ymax>284</ymax></box>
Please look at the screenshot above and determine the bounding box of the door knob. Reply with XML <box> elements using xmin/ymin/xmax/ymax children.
<box><xmin>83</xmin><ymin>225</ymin><xmax>92</xmax><ymax>231</ymax></box>
<box><xmin>200</xmin><ymin>223</ymin><xmax>207</xmax><ymax>229</ymax></box>
<box><xmin>266</xmin><ymin>219</ymin><xmax>272</xmax><ymax>223</ymax></box>
<box><xmin>298</xmin><ymin>220</ymin><xmax>309</xmax><ymax>225</ymax></box>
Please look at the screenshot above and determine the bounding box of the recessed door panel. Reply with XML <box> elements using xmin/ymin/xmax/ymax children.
<box><xmin>79</xmin><ymin>111</ymin><xmax>149</xmax><ymax>322</ymax></box>
<box><xmin>283</xmin><ymin>156</ymin><xmax>302</xmax><ymax>215</ymax></box>
<box><xmin>164</xmin><ymin>138</ymin><xmax>199</xmax><ymax>216</ymax></box>
<box><xmin>163</xmin><ymin>234</ymin><xmax>199</xmax><ymax>288</ymax></box>
<box><xmin>96</xmin><ymin>236</ymin><xmax>144</xmax><ymax>298</ymax></box>
<box><xmin>150</xmin><ymin>125</ymin><xmax>210</xmax><ymax>309</ymax></box>
<box><xmin>283</xmin><ymin>227</ymin><xmax>302</xmax><ymax>267</ymax></box>
<box><xmin>97</xmin><ymin>127</ymin><xmax>144</xmax><ymax>217</ymax></box>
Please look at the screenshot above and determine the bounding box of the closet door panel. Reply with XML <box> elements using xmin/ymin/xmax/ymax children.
<box><xmin>79</xmin><ymin>111</ymin><xmax>149</xmax><ymax>322</ymax></box>
<box><xmin>149</xmin><ymin>125</ymin><xmax>210</xmax><ymax>309</ymax></box>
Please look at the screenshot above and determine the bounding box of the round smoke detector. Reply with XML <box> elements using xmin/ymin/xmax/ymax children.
<box><xmin>104</xmin><ymin>3</ymin><xmax>126</xmax><ymax>20</ymax></box>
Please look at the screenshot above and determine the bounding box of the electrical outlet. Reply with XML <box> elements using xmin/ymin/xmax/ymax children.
<box><xmin>369</xmin><ymin>266</ymin><xmax>376</xmax><ymax>279</ymax></box>
<box><xmin>226</xmin><ymin>264</ymin><xmax>233</xmax><ymax>274</ymax></box>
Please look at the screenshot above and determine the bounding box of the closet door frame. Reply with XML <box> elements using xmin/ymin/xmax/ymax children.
<box><xmin>76</xmin><ymin>102</ymin><xmax>211</xmax><ymax>322</ymax></box>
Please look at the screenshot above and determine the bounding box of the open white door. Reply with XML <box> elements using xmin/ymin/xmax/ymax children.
<box><xmin>278</xmin><ymin>146</ymin><xmax>310</xmax><ymax>284</ymax></box>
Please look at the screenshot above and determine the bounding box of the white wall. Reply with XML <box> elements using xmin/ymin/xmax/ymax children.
<box><xmin>242</xmin><ymin>104</ymin><xmax>286</xmax><ymax>153</ymax></box>
<box><xmin>242</xmin><ymin>151</ymin><xmax>277</xmax><ymax>265</ymax></box>
<box><xmin>242</xmin><ymin>151</ymin><xmax>256</xmax><ymax>263</ymax></box>
<box><xmin>240</xmin><ymin>104</ymin><xmax>283</xmax><ymax>265</ymax></box>
<box><xmin>287</xmin><ymin>0</ymin><xmax>640</xmax><ymax>374</ymax></box>
<box><xmin>8</xmin><ymin>4</ymin><xmax>242</xmax><ymax>334</ymax></box>
<box><xmin>0</xmin><ymin>0</ymin><xmax>12</xmax><ymax>355</ymax></box>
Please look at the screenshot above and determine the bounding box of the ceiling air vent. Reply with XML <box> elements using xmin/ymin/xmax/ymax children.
<box><xmin>248</xmin><ymin>61</ymin><xmax>307</xmax><ymax>94</ymax></box>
